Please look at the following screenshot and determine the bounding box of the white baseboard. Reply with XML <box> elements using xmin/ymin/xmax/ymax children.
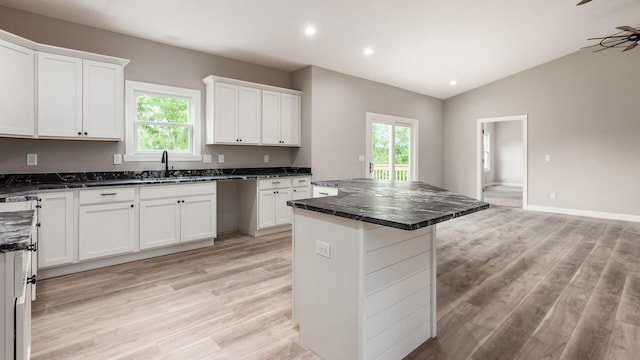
<box><xmin>524</xmin><ymin>205</ymin><xmax>640</xmax><ymax>223</ymax></box>
<box><xmin>485</xmin><ymin>182</ymin><xmax>523</xmax><ymax>187</ymax></box>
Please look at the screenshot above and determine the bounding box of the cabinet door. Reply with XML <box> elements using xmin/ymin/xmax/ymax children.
<box><xmin>261</xmin><ymin>90</ymin><xmax>281</xmax><ymax>145</ymax></box>
<box><xmin>0</xmin><ymin>38</ymin><xmax>34</xmax><ymax>137</ymax></box>
<box><xmin>139</xmin><ymin>199</ymin><xmax>181</xmax><ymax>249</ymax></box>
<box><xmin>258</xmin><ymin>190</ymin><xmax>276</xmax><ymax>229</ymax></box>
<box><xmin>237</xmin><ymin>86</ymin><xmax>261</xmax><ymax>144</ymax></box>
<box><xmin>213</xmin><ymin>82</ymin><xmax>238</xmax><ymax>143</ymax></box>
<box><xmin>280</xmin><ymin>94</ymin><xmax>301</xmax><ymax>146</ymax></box>
<box><xmin>181</xmin><ymin>194</ymin><xmax>216</xmax><ymax>243</ymax></box>
<box><xmin>275</xmin><ymin>188</ymin><xmax>292</xmax><ymax>226</ymax></box>
<box><xmin>292</xmin><ymin>186</ymin><xmax>311</xmax><ymax>200</ymax></box>
<box><xmin>78</xmin><ymin>202</ymin><xmax>136</xmax><ymax>260</ymax></box>
<box><xmin>38</xmin><ymin>192</ymin><xmax>74</xmax><ymax>268</ymax></box>
<box><xmin>83</xmin><ymin>60</ymin><xmax>123</xmax><ymax>139</ymax></box>
<box><xmin>37</xmin><ymin>52</ymin><xmax>83</xmax><ymax>137</ymax></box>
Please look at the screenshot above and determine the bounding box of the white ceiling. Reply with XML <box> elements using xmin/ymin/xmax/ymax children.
<box><xmin>0</xmin><ymin>0</ymin><xmax>638</xmax><ymax>99</ymax></box>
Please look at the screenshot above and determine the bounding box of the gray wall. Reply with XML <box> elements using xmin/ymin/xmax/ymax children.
<box><xmin>301</xmin><ymin>66</ymin><xmax>444</xmax><ymax>185</ymax></box>
<box><xmin>494</xmin><ymin>121</ymin><xmax>523</xmax><ymax>185</ymax></box>
<box><xmin>0</xmin><ymin>6</ymin><xmax>294</xmax><ymax>174</ymax></box>
<box><xmin>444</xmin><ymin>49</ymin><xmax>640</xmax><ymax>216</ymax></box>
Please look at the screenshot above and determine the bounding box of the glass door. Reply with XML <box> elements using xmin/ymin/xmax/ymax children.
<box><xmin>366</xmin><ymin>113</ymin><xmax>417</xmax><ymax>181</ymax></box>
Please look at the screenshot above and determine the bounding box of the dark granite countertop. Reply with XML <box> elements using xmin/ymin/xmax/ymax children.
<box><xmin>287</xmin><ymin>178</ymin><xmax>489</xmax><ymax>230</ymax></box>
<box><xmin>0</xmin><ymin>167</ymin><xmax>311</xmax><ymax>201</ymax></box>
<box><xmin>0</xmin><ymin>210</ymin><xmax>35</xmax><ymax>253</ymax></box>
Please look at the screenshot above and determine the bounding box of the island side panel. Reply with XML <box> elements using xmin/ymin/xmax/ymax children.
<box><xmin>362</xmin><ymin>224</ymin><xmax>434</xmax><ymax>360</ymax></box>
<box><xmin>292</xmin><ymin>208</ymin><xmax>364</xmax><ymax>360</ymax></box>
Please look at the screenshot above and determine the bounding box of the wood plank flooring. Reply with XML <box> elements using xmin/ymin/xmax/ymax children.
<box><xmin>31</xmin><ymin>207</ymin><xmax>640</xmax><ymax>359</ymax></box>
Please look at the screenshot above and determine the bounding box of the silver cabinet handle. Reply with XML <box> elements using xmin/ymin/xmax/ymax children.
<box><xmin>319</xmin><ymin>192</ymin><xmax>329</xmax><ymax>195</ymax></box>
<box><xmin>100</xmin><ymin>193</ymin><xmax>117</xmax><ymax>196</ymax></box>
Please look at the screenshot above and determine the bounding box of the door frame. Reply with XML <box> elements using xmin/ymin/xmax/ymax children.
<box><xmin>366</xmin><ymin>112</ymin><xmax>419</xmax><ymax>180</ymax></box>
<box><xmin>476</xmin><ymin>114</ymin><xmax>528</xmax><ymax>206</ymax></box>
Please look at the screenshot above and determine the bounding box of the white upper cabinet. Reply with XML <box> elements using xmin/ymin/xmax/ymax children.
<box><xmin>0</xmin><ymin>37</ymin><xmax>35</xmax><ymax>137</ymax></box>
<box><xmin>237</xmin><ymin>86</ymin><xmax>261</xmax><ymax>144</ymax></box>
<box><xmin>38</xmin><ymin>52</ymin><xmax>124</xmax><ymax>140</ymax></box>
<box><xmin>83</xmin><ymin>60</ymin><xmax>123</xmax><ymax>139</ymax></box>
<box><xmin>210</xmin><ymin>82</ymin><xmax>261</xmax><ymax>144</ymax></box>
<box><xmin>37</xmin><ymin>52</ymin><xmax>83</xmax><ymax>137</ymax></box>
<box><xmin>203</xmin><ymin>75</ymin><xmax>301</xmax><ymax>146</ymax></box>
<box><xmin>262</xmin><ymin>91</ymin><xmax>301</xmax><ymax>146</ymax></box>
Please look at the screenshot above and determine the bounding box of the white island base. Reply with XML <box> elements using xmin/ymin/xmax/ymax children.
<box><xmin>292</xmin><ymin>208</ymin><xmax>436</xmax><ymax>360</ymax></box>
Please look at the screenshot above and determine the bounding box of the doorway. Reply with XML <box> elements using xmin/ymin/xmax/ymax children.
<box><xmin>476</xmin><ymin>115</ymin><xmax>527</xmax><ymax>207</ymax></box>
<box><xmin>366</xmin><ymin>112</ymin><xmax>418</xmax><ymax>181</ymax></box>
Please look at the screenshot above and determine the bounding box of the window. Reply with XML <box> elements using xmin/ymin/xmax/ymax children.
<box><xmin>124</xmin><ymin>81</ymin><xmax>201</xmax><ymax>161</ymax></box>
<box><xmin>366</xmin><ymin>113</ymin><xmax>418</xmax><ymax>181</ymax></box>
<box><xmin>483</xmin><ymin>130</ymin><xmax>491</xmax><ymax>171</ymax></box>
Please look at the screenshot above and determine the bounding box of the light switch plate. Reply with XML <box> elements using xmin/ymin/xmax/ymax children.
<box><xmin>358</xmin><ymin>154</ymin><xmax>365</xmax><ymax>161</ymax></box>
<box><xmin>218</xmin><ymin>154</ymin><xmax>224</xmax><ymax>163</ymax></box>
<box><xmin>545</xmin><ymin>154</ymin><xmax>551</xmax><ymax>162</ymax></box>
<box><xmin>203</xmin><ymin>154</ymin><xmax>212</xmax><ymax>163</ymax></box>
<box><xmin>27</xmin><ymin>154</ymin><xmax>37</xmax><ymax>166</ymax></box>
<box><xmin>113</xmin><ymin>154</ymin><xmax>123</xmax><ymax>165</ymax></box>
<box><xmin>264</xmin><ymin>155</ymin><xmax>269</xmax><ymax>163</ymax></box>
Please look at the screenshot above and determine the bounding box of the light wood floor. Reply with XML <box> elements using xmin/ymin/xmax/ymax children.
<box><xmin>32</xmin><ymin>207</ymin><xmax>640</xmax><ymax>359</ymax></box>
<box><xmin>483</xmin><ymin>185</ymin><xmax>523</xmax><ymax>208</ymax></box>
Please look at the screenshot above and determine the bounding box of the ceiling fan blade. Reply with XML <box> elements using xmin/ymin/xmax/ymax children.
<box><xmin>623</xmin><ymin>42</ymin><xmax>638</xmax><ymax>51</ymax></box>
<box><xmin>587</xmin><ymin>35</ymin><xmax>628</xmax><ymax>40</ymax></box>
<box><xmin>576</xmin><ymin>0</ymin><xmax>592</xmax><ymax>5</ymax></box>
<box><xmin>616</xmin><ymin>26</ymin><xmax>640</xmax><ymax>34</ymax></box>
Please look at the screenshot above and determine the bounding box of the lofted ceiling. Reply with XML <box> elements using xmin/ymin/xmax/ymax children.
<box><xmin>0</xmin><ymin>0</ymin><xmax>638</xmax><ymax>99</ymax></box>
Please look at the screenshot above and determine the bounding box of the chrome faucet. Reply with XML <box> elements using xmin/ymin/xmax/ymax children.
<box><xmin>161</xmin><ymin>150</ymin><xmax>169</xmax><ymax>177</ymax></box>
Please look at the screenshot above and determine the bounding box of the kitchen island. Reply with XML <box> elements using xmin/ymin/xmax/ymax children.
<box><xmin>287</xmin><ymin>179</ymin><xmax>489</xmax><ymax>360</ymax></box>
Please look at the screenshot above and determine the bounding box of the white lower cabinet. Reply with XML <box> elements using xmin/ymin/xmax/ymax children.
<box><xmin>239</xmin><ymin>176</ymin><xmax>310</xmax><ymax>237</ymax></box>
<box><xmin>78</xmin><ymin>188</ymin><xmax>136</xmax><ymax>261</ymax></box>
<box><xmin>292</xmin><ymin>176</ymin><xmax>311</xmax><ymax>200</ymax></box>
<box><xmin>258</xmin><ymin>188</ymin><xmax>291</xmax><ymax>229</ymax></box>
<box><xmin>37</xmin><ymin>191</ymin><xmax>75</xmax><ymax>268</ymax></box>
<box><xmin>140</xmin><ymin>183</ymin><xmax>216</xmax><ymax>250</ymax></box>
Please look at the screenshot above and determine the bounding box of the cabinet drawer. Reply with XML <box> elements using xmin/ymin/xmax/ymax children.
<box><xmin>79</xmin><ymin>187</ymin><xmax>135</xmax><ymax>204</ymax></box>
<box><xmin>292</xmin><ymin>176</ymin><xmax>311</xmax><ymax>187</ymax></box>
<box><xmin>313</xmin><ymin>185</ymin><xmax>338</xmax><ymax>197</ymax></box>
<box><xmin>258</xmin><ymin>178</ymin><xmax>292</xmax><ymax>190</ymax></box>
<box><xmin>140</xmin><ymin>182</ymin><xmax>216</xmax><ymax>200</ymax></box>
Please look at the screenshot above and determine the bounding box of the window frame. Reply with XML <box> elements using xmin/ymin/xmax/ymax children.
<box><xmin>124</xmin><ymin>80</ymin><xmax>202</xmax><ymax>162</ymax></box>
<box><xmin>483</xmin><ymin>130</ymin><xmax>491</xmax><ymax>172</ymax></box>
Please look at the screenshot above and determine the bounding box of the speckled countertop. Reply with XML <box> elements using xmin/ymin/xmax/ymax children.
<box><xmin>0</xmin><ymin>210</ymin><xmax>35</xmax><ymax>253</ymax></box>
<box><xmin>287</xmin><ymin>178</ymin><xmax>489</xmax><ymax>230</ymax></box>
<box><xmin>0</xmin><ymin>167</ymin><xmax>311</xmax><ymax>201</ymax></box>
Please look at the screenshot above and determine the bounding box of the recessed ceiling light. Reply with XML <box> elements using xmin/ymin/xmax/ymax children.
<box><xmin>363</xmin><ymin>47</ymin><xmax>374</xmax><ymax>56</ymax></box>
<box><xmin>450</xmin><ymin>80</ymin><xmax>458</xmax><ymax>86</ymax></box>
<box><xmin>304</xmin><ymin>26</ymin><xmax>316</xmax><ymax>36</ymax></box>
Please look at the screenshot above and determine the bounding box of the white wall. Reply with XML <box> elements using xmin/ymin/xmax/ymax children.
<box><xmin>493</xmin><ymin>121</ymin><xmax>523</xmax><ymax>185</ymax></box>
<box><xmin>444</xmin><ymin>48</ymin><xmax>640</xmax><ymax>216</ymax></box>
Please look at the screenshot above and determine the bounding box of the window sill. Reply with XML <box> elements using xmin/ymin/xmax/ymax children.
<box><xmin>124</xmin><ymin>154</ymin><xmax>203</xmax><ymax>162</ymax></box>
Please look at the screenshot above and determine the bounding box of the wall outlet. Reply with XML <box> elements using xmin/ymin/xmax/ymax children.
<box><xmin>545</xmin><ymin>154</ymin><xmax>551</xmax><ymax>162</ymax></box>
<box><xmin>26</xmin><ymin>153</ymin><xmax>37</xmax><ymax>166</ymax></box>
<box><xmin>264</xmin><ymin>154</ymin><xmax>269</xmax><ymax>163</ymax></box>
<box><xmin>203</xmin><ymin>154</ymin><xmax>212</xmax><ymax>163</ymax></box>
<box><xmin>550</xmin><ymin>192</ymin><xmax>556</xmax><ymax>200</ymax></box>
<box><xmin>218</xmin><ymin>154</ymin><xmax>224</xmax><ymax>163</ymax></box>
<box><xmin>113</xmin><ymin>154</ymin><xmax>123</xmax><ymax>165</ymax></box>
<box><xmin>315</xmin><ymin>240</ymin><xmax>331</xmax><ymax>258</ymax></box>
